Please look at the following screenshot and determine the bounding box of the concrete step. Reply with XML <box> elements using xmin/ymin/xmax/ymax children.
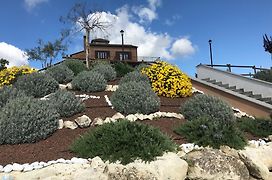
<box><xmin>240</xmin><ymin>91</ymin><xmax>254</xmax><ymax>96</ymax></box>
<box><xmin>232</xmin><ymin>88</ymin><xmax>245</xmax><ymax>93</ymax></box>
<box><xmin>201</xmin><ymin>78</ymin><xmax>211</xmax><ymax>81</ymax></box>
<box><xmin>249</xmin><ymin>94</ymin><xmax>262</xmax><ymax>99</ymax></box>
<box><xmin>258</xmin><ymin>97</ymin><xmax>272</xmax><ymax>103</ymax></box>
<box><xmin>207</xmin><ymin>79</ymin><xmax>216</xmax><ymax>83</ymax></box>
<box><xmin>226</xmin><ymin>86</ymin><xmax>237</xmax><ymax>90</ymax></box>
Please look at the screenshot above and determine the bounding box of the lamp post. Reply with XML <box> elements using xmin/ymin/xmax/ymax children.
<box><xmin>208</xmin><ymin>39</ymin><xmax>213</xmax><ymax>67</ymax></box>
<box><xmin>120</xmin><ymin>30</ymin><xmax>124</xmax><ymax>60</ymax></box>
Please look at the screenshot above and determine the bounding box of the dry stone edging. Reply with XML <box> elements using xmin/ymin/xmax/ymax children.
<box><xmin>184</xmin><ymin>148</ymin><xmax>251</xmax><ymax>180</ymax></box>
<box><xmin>59</xmin><ymin>112</ymin><xmax>185</xmax><ymax>130</ymax></box>
<box><xmin>238</xmin><ymin>142</ymin><xmax>272</xmax><ymax>180</ymax></box>
<box><xmin>0</xmin><ymin>153</ymin><xmax>188</xmax><ymax>180</ymax></box>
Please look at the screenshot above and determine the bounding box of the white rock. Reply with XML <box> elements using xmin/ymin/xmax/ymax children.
<box><xmin>23</xmin><ymin>164</ymin><xmax>34</xmax><ymax>172</ymax></box>
<box><xmin>146</xmin><ymin>115</ymin><xmax>154</xmax><ymax>120</ymax></box>
<box><xmin>59</xmin><ymin>84</ymin><xmax>67</xmax><ymax>90</ymax></box>
<box><xmin>135</xmin><ymin>113</ymin><xmax>145</xmax><ymax>120</ymax></box>
<box><xmin>3</xmin><ymin>164</ymin><xmax>13</xmax><ymax>173</ymax></box>
<box><xmin>93</xmin><ymin>117</ymin><xmax>104</xmax><ymax>126</ymax></box>
<box><xmin>90</xmin><ymin>157</ymin><xmax>106</xmax><ymax>172</ymax></box>
<box><xmin>56</xmin><ymin>158</ymin><xmax>66</xmax><ymax>164</ymax></box>
<box><xmin>259</xmin><ymin>139</ymin><xmax>267</xmax><ymax>146</ymax></box>
<box><xmin>64</xmin><ymin>160</ymin><xmax>72</xmax><ymax>164</ymax></box>
<box><xmin>239</xmin><ymin>143</ymin><xmax>272</xmax><ymax>179</ymax></box>
<box><xmin>111</xmin><ymin>112</ymin><xmax>125</xmax><ymax>120</ymax></box>
<box><xmin>268</xmin><ymin>135</ymin><xmax>272</xmax><ymax>141</ymax></box>
<box><xmin>47</xmin><ymin>160</ymin><xmax>57</xmax><ymax>165</ymax></box>
<box><xmin>0</xmin><ymin>165</ymin><xmax>3</xmax><ymax>172</ymax></box>
<box><xmin>104</xmin><ymin>117</ymin><xmax>113</xmax><ymax>124</ymax></box>
<box><xmin>180</xmin><ymin>143</ymin><xmax>195</xmax><ymax>153</ymax></box>
<box><xmin>66</xmin><ymin>82</ymin><xmax>72</xmax><ymax>89</ymax></box>
<box><xmin>74</xmin><ymin>115</ymin><xmax>92</xmax><ymax>128</ymax></box>
<box><xmin>126</xmin><ymin>114</ymin><xmax>137</xmax><ymax>121</ymax></box>
<box><xmin>63</xmin><ymin>121</ymin><xmax>78</xmax><ymax>129</ymax></box>
<box><xmin>154</xmin><ymin>111</ymin><xmax>163</xmax><ymax>117</ymax></box>
<box><xmin>104</xmin><ymin>95</ymin><xmax>112</xmax><ymax>106</ymax></box>
<box><xmin>12</xmin><ymin>163</ymin><xmax>24</xmax><ymax>171</ymax></box>
<box><xmin>248</xmin><ymin>140</ymin><xmax>260</xmax><ymax>148</ymax></box>
<box><xmin>58</xmin><ymin>119</ymin><xmax>64</xmax><ymax>129</ymax></box>
<box><xmin>71</xmin><ymin>157</ymin><xmax>88</xmax><ymax>164</ymax></box>
<box><xmin>172</xmin><ymin>113</ymin><xmax>184</xmax><ymax>119</ymax></box>
<box><xmin>39</xmin><ymin>162</ymin><xmax>48</xmax><ymax>167</ymax></box>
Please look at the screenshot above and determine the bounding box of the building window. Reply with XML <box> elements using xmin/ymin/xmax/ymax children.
<box><xmin>117</xmin><ymin>52</ymin><xmax>131</xmax><ymax>60</ymax></box>
<box><xmin>96</xmin><ymin>51</ymin><xmax>109</xmax><ymax>59</ymax></box>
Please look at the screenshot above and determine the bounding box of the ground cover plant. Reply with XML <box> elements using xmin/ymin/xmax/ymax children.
<box><xmin>176</xmin><ymin>94</ymin><xmax>247</xmax><ymax>149</ymax></box>
<box><xmin>0</xmin><ymin>86</ymin><xmax>26</xmax><ymax>108</ymax></box>
<box><xmin>71</xmin><ymin>120</ymin><xmax>176</xmax><ymax>164</ymax></box>
<box><xmin>91</xmin><ymin>62</ymin><xmax>116</xmax><ymax>81</ymax></box>
<box><xmin>46</xmin><ymin>64</ymin><xmax>74</xmax><ymax>84</ymax></box>
<box><xmin>180</xmin><ymin>94</ymin><xmax>235</xmax><ymax>122</ymax></box>
<box><xmin>0</xmin><ymin>96</ymin><xmax>59</xmax><ymax>144</ymax></box>
<box><xmin>113</xmin><ymin>61</ymin><xmax>134</xmax><ymax>77</ymax></box>
<box><xmin>64</xmin><ymin>59</ymin><xmax>88</xmax><ymax>75</ymax></box>
<box><xmin>0</xmin><ymin>66</ymin><xmax>37</xmax><ymax>87</ymax></box>
<box><xmin>14</xmin><ymin>72</ymin><xmax>59</xmax><ymax>98</ymax></box>
<box><xmin>236</xmin><ymin>117</ymin><xmax>272</xmax><ymax>137</ymax></box>
<box><xmin>48</xmin><ymin>90</ymin><xmax>85</xmax><ymax>117</ymax></box>
<box><xmin>71</xmin><ymin>71</ymin><xmax>106</xmax><ymax>92</ymax></box>
<box><xmin>141</xmin><ymin>60</ymin><xmax>192</xmax><ymax>98</ymax></box>
<box><xmin>111</xmin><ymin>81</ymin><xmax>160</xmax><ymax>115</ymax></box>
<box><xmin>119</xmin><ymin>71</ymin><xmax>150</xmax><ymax>85</ymax></box>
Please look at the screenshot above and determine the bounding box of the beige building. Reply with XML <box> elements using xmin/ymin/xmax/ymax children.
<box><xmin>69</xmin><ymin>36</ymin><xmax>138</xmax><ymax>62</ymax></box>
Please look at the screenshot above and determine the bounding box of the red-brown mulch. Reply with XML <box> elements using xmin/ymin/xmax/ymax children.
<box><xmin>0</xmin><ymin>87</ymin><xmax>191</xmax><ymax>166</ymax></box>
<box><xmin>0</xmin><ymin>83</ymin><xmax>261</xmax><ymax>166</ymax></box>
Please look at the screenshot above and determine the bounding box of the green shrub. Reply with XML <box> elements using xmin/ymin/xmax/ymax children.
<box><xmin>0</xmin><ymin>86</ymin><xmax>26</xmax><ymax>108</ymax></box>
<box><xmin>113</xmin><ymin>62</ymin><xmax>134</xmax><ymax>78</ymax></box>
<box><xmin>111</xmin><ymin>81</ymin><xmax>160</xmax><ymax>115</ymax></box>
<box><xmin>48</xmin><ymin>90</ymin><xmax>85</xmax><ymax>117</ymax></box>
<box><xmin>119</xmin><ymin>71</ymin><xmax>150</xmax><ymax>85</ymax></box>
<box><xmin>0</xmin><ymin>96</ymin><xmax>59</xmax><ymax>144</ymax></box>
<box><xmin>180</xmin><ymin>94</ymin><xmax>235</xmax><ymax>123</ymax></box>
<box><xmin>71</xmin><ymin>71</ymin><xmax>106</xmax><ymax>92</ymax></box>
<box><xmin>135</xmin><ymin>63</ymin><xmax>149</xmax><ymax>71</ymax></box>
<box><xmin>14</xmin><ymin>72</ymin><xmax>59</xmax><ymax>98</ymax></box>
<box><xmin>92</xmin><ymin>63</ymin><xmax>116</xmax><ymax>81</ymax></box>
<box><xmin>236</xmin><ymin>117</ymin><xmax>272</xmax><ymax>137</ymax></box>
<box><xmin>64</xmin><ymin>59</ymin><xmax>88</xmax><ymax>75</ymax></box>
<box><xmin>71</xmin><ymin>120</ymin><xmax>176</xmax><ymax>164</ymax></box>
<box><xmin>46</xmin><ymin>64</ymin><xmax>74</xmax><ymax>84</ymax></box>
<box><xmin>175</xmin><ymin>116</ymin><xmax>247</xmax><ymax>149</ymax></box>
<box><xmin>253</xmin><ymin>69</ymin><xmax>272</xmax><ymax>83</ymax></box>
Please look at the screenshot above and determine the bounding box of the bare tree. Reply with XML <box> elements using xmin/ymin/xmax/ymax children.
<box><xmin>60</xmin><ymin>3</ymin><xmax>111</xmax><ymax>69</ymax></box>
<box><xmin>26</xmin><ymin>38</ymin><xmax>67</xmax><ymax>68</ymax></box>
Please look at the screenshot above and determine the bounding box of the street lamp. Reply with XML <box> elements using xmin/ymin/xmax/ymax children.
<box><xmin>120</xmin><ymin>30</ymin><xmax>124</xmax><ymax>60</ymax></box>
<box><xmin>208</xmin><ymin>39</ymin><xmax>213</xmax><ymax>67</ymax></box>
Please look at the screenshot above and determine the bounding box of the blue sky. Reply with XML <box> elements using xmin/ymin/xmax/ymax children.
<box><xmin>0</xmin><ymin>0</ymin><xmax>271</xmax><ymax>76</ymax></box>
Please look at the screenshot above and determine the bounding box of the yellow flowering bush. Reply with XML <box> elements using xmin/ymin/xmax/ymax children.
<box><xmin>141</xmin><ymin>60</ymin><xmax>192</xmax><ymax>98</ymax></box>
<box><xmin>0</xmin><ymin>66</ymin><xmax>37</xmax><ymax>87</ymax></box>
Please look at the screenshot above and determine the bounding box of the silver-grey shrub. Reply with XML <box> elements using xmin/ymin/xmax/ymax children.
<box><xmin>135</xmin><ymin>63</ymin><xmax>150</xmax><ymax>71</ymax></box>
<box><xmin>180</xmin><ymin>94</ymin><xmax>235</xmax><ymax>123</ymax></box>
<box><xmin>46</xmin><ymin>64</ymin><xmax>74</xmax><ymax>84</ymax></box>
<box><xmin>111</xmin><ymin>81</ymin><xmax>160</xmax><ymax>115</ymax></box>
<box><xmin>92</xmin><ymin>63</ymin><xmax>116</xmax><ymax>81</ymax></box>
<box><xmin>14</xmin><ymin>72</ymin><xmax>59</xmax><ymax>98</ymax></box>
<box><xmin>48</xmin><ymin>90</ymin><xmax>85</xmax><ymax>117</ymax></box>
<box><xmin>0</xmin><ymin>96</ymin><xmax>59</xmax><ymax>144</ymax></box>
<box><xmin>119</xmin><ymin>71</ymin><xmax>150</xmax><ymax>85</ymax></box>
<box><xmin>0</xmin><ymin>86</ymin><xmax>26</xmax><ymax>108</ymax></box>
<box><xmin>71</xmin><ymin>71</ymin><xmax>106</xmax><ymax>92</ymax></box>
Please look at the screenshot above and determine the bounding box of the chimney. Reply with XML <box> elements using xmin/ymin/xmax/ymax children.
<box><xmin>83</xmin><ymin>36</ymin><xmax>86</xmax><ymax>50</ymax></box>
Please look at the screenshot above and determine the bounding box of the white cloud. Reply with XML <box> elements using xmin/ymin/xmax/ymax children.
<box><xmin>171</xmin><ymin>38</ymin><xmax>196</xmax><ymax>57</ymax></box>
<box><xmin>81</xmin><ymin>2</ymin><xmax>196</xmax><ymax>61</ymax></box>
<box><xmin>0</xmin><ymin>42</ymin><xmax>29</xmax><ymax>67</ymax></box>
<box><xmin>24</xmin><ymin>0</ymin><xmax>48</xmax><ymax>10</ymax></box>
<box><xmin>90</xmin><ymin>7</ymin><xmax>172</xmax><ymax>60</ymax></box>
<box><xmin>133</xmin><ymin>0</ymin><xmax>161</xmax><ymax>23</ymax></box>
